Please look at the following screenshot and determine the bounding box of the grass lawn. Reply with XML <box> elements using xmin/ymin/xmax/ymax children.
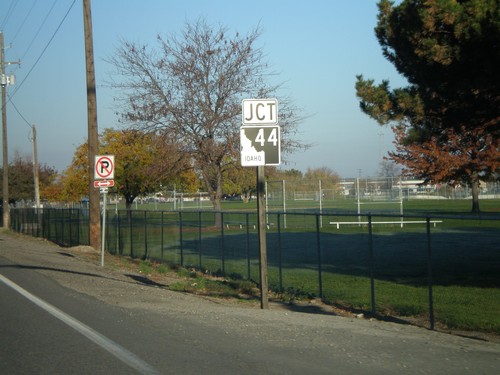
<box><xmin>102</xmin><ymin>204</ymin><xmax>499</xmax><ymax>333</ymax></box>
<box><xmin>26</xmin><ymin>198</ymin><xmax>500</xmax><ymax>333</ymax></box>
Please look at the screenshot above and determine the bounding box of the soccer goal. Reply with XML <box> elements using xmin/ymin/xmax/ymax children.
<box><xmin>293</xmin><ymin>191</ymin><xmax>319</xmax><ymax>201</ymax></box>
<box><xmin>352</xmin><ymin>177</ymin><xmax>404</xmax><ymax>215</ymax></box>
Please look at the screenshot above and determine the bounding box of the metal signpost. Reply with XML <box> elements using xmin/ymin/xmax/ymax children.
<box><xmin>94</xmin><ymin>155</ymin><xmax>115</xmax><ymax>267</ymax></box>
<box><xmin>241</xmin><ymin>99</ymin><xmax>280</xmax><ymax>309</ymax></box>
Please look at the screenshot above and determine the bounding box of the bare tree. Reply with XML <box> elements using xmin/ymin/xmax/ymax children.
<box><xmin>107</xmin><ymin>18</ymin><xmax>305</xmax><ymax>212</ymax></box>
<box><xmin>378</xmin><ymin>160</ymin><xmax>401</xmax><ymax>178</ymax></box>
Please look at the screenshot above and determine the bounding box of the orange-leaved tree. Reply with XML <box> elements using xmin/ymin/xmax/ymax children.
<box><xmin>100</xmin><ymin>128</ymin><xmax>189</xmax><ymax>209</ymax></box>
<box><xmin>61</xmin><ymin>128</ymin><xmax>190</xmax><ymax>208</ymax></box>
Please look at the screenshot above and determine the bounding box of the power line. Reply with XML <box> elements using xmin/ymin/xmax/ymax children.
<box><xmin>0</xmin><ymin>0</ymin><xmax>19</xmax><ymax>31</ymax></box>
<box><xmin>20</xmin><ymin>0</ymin><xmax>58</xmax><ymax>62</ymax></box>
<box><xmin>10</xmin><ymin>0</ymin><xmax>77</xmax><ymax>100</ymax></box>
<box><xmin>7</xmin><ymin>93</ymin><xmax>31</xmax><ymax>127</ymax></box>
<box><xmin>11</xmin><ymin>0</ymin><xmax>38</xmax><ymax>44</ymax></box>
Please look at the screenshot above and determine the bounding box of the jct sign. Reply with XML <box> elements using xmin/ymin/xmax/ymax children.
<box><xmin>242</xmin><ymin>98</ymin><xmax>278</xmax><ymax>125</ymax></box>
<box><xmin>241</xmin><ymin>98</ymin><xmax>280</xmax><ymax>167</ymax></box>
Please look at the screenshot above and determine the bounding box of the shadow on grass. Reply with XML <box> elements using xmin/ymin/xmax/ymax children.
<box><xmin>125</xmin><ymin>273</ymin><xmax>167</xmax><ymax>287</ymax></box>
<box><xmin>178</xmin><ymin>228</ymin><xmax>500</xmax><ymax>288</ymax></box>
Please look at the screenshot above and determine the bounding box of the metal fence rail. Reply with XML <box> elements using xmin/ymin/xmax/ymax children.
<box><xmin>10</xmin><ymin>208</ymin><xmax>89</xmax><ymax>247</ymax></box>
<box><xmin>9</xmin><ymin>207</ymin><xmax>500</xmax><ymax>333</ymax></box>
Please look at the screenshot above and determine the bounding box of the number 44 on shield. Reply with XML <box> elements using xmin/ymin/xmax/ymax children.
<box><xmin>255</xmin><ymin>127</ymin><xmax>278</xmax><ymax>146</ymax></box>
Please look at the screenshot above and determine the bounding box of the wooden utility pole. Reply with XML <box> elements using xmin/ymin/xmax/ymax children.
<box><xmin>1</xmin><ymin>32</ymin><xmax>20</xmax><ymax>228</ymax></box>
<box><xmin>31</xmin><ymin>125</ymin><xmax>40</xmax><ymax>210</ymax></box>
<box><xmin>1</xmin><ymin>32</ymin><xmax>8</xmax><ymax>228</ymax></box>
<box><xmin>83</xmin><ymin>0</ymin><xmax>100</xmax><ymax>249</ymax></box>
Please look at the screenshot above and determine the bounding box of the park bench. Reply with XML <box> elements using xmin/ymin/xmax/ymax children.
<box><xmin>329</xmin><ymin>220</ymin><xmax>443</xmax><ymax>229</ymax></box>
<box><xmin>224</xmin><ymin>221</ymin><xmax>275</xmax><ymax>230</ymax></box>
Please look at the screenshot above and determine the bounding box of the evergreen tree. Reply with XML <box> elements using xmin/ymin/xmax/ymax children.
<box><xmin>356</xmin><ymin>0</ymin><xmax>499</xmax><ymax>212</ymax></box>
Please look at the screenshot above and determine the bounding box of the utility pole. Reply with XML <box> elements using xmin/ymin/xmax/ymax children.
<box><xmin>1</xmin><ymin>32</ymin><xmax>7</xmax><ymax>228</ymax></box>
<box><xmin>31</xmin><ymin>124</ymin><xmax>41</xmax><ymax>233</ymax></box>
<box><xmin>1</xmin><ymin>31</ymin><xmax>20</xmax><ymax>228</ymax></box>
<box><xmin>83</xmin><ymin>0</ymin><xmax>100</xmax><ymax>250</ymax></box>
<box><xmin>31</xmin><ymin>124</ymin><xmax>40</xmax><ymax>210</ymax></box>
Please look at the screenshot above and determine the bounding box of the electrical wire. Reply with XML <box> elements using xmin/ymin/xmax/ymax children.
<box><xmin>20</xmin><ymin>0</ymin><xmax>58</xmax><ymax>62</ymax></box>
<box><xmin>7</xmin><ymin>93</ymin><xmax>32</xmax><ymax>127</ymax></box>
<box><xmin>0</xmin><ymin>0</ymin><xmax>19</xmax><ymax>31</ymax></box>
<box><xmin>11</xmin><ymin>0</ymin><xmax>38</xmax><ymax>44</ymax></box>
<box><xmin>10</xmin><ymin>0</ymin><xmax>77</xmax><ymax>100</ymax></box>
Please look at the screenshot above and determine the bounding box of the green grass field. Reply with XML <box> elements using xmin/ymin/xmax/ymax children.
<box><xmin>100</xmin><ymin>199</ymin><xmax>500</xmax><ymax>334</ymax></box>
<box><xmin>14</xmin><ymin>198</ymin><xmax>499</xmax><ymax>334</ymax></box>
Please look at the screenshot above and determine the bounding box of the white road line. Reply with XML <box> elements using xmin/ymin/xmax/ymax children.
<box><xmin>0</xmin><ymin>274</ymin><xmax>160</xmax><ymax>375</ymax></box>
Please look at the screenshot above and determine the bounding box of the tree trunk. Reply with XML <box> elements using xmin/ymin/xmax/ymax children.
<box><xmin>241</xmin><ymin>191</ymin><xmax>251</xmax><ymax>203</ymax></box>
<box><xmin>212</xmin><ymin>186</ymin><xmax>223</xmax><ymax>227</ymax></box>
<box><xmin>125</xmin><ymin>197</ymin><xmax>133</xmax><ymax>210</ymax></box>
<box><xmin>470</xmin><ymin>173</ymin><xmax>480</xmax><ymax>213</ymax></box>
<box><xmin>200</xmin><ymin>163</ymin><xmax>223</xmax><ymax>226</ymax></box>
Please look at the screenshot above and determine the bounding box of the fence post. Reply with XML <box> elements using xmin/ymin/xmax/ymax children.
<box><xmin>69</xmin><ymin>209</ymin><xmax>74</xmax><ymax>246</ymax></box>
<box><xmin>26</xmin><ymin>209</ymin><xmax>30</xmax><ymax>235</ymax></box>
<box><xmin>41</xmin><ymin>208</ymin><xmax>44</xmax><ymax>238</ymax></box>
<box><xmin>246</xmin><ymin>212</ymin><xmax>251</xmax><ymax>279</ymax></box>
<box><xmin>198</xmin><ymin>211</ymin><xmax>202</xmax><ymax>269</ymax></box>
<box><xmin>61</xmin><ymin>209</ymin><xmax>65</xmax><ymax>245</ymax></box>
<box><xmin>316</xmin><ymin>214</ymin><xmax>323</xmax><ymax>299</ymax></box>
<box><xmin>368</xmin><ymin>214</ymin><xmax>376</xmax><ymax>315</ymax></box>
<box><xmin>47</xmin><ymin>209</ymin><xmax>51</xmax><ymax>240</ymax></box>
<box><xmin>37</xmin><ymin>207</ymin><xmax>42</xmax><ymax>237</ymax></box>
<box><xmin>54</xmin><ymin>210</ymin><xmax>58</xmax><ymax>243</ymax></box>
<box><xmin>220</xmin><ymin>212</ymin><xmax>225</xmax><ymax>275</ymax></box>
<box><xmin>179</xmin><ymin>211</ymin><xmax>184</xmax><ymax>267</ymax></box>
<box><xmin>426</xmin><ymin>216</ymin><xmax>435</xmax><ymax>330</ymax></box>
<box><xmin>105</xmin><ymin>209</ymin><xmax>110</xmax><ymax>254</ymax></box>
<box><xmin>10</xmin><ymin>209</ymin><xmax>15</xmax><ymax>232</ymax></box>
<box><xmin>161</xmin><ymin>211</ymin><xmax>164</xmax><ymax>261</ymax></box>
<box><xmin>144</xmin><ymin>211</ymin><xmax>148</xmax><ymax>259</ymax></box>
<box><xmin>129</xmin><ymin>210</ymin><xmax>134</xmax><ymax>258</ymax></box>
<box><xmin>117</xmin><ymin>210</ymin><xmax>121</xmax><ymax>255</ymax></box>
<box><xmin>77</xmin><ymin>209</ymin><xmax>80</xmax><ymax>245</ymax></box>
<box><xmin>278</xmin><ymin>213</ymin><xmax>283</xmax><ymax>291</ymax></box>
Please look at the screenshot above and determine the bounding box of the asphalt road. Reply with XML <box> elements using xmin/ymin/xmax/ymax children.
<box><xmin>1</xmin><ymin>230</ymin><xmax>499</xmax><ymax>374</ymax></box>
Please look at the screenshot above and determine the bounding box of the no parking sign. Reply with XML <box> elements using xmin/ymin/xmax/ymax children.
<box><xmin>94</xmin><ymin>155</ymin><xmax>115</xmax><ymax>180</ymax></box>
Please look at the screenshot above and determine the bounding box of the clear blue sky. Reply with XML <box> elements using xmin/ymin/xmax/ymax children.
<box><xmin>1</xmin><ymin>0</ymin><xmax>405</xmax><ymax>178</ymax></box>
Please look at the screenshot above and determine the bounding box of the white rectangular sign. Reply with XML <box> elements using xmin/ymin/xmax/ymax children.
<box><xmin>242</xmin><ymin>98</ymin><xmax>278</xmax><ymax>125</ymax></box>
<box><xmin>94</xmin><ymin>155</ymin><xmax>115</xmax><ymax>180</ymax></box>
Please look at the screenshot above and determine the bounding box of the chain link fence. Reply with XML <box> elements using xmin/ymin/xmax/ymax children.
<box><xmin>265</xmin><ymin>177</ymin><xmax>500</xmax><ymax>213</ymax></box>
<box><xmin>9</xmin><ymin>206</ymin><xmax>500</xmax><ymax>334</ymax></box>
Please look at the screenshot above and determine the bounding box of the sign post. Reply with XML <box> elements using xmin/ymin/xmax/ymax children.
<box><xmin>241</xmin><ymin>99</ymin><xmax>279</xmax><ymax>309</ymax></box>
<box><xmin>256</xmin><ymin>165</ymin><xmax>269</xmax><ymax>309</ymax></box>
<box><xmin>100</xmin><ymin>188</ymin><xmax>107</xmax><ymax>267</ymax></box>
<box><xmin>94</xmin><ymin>155</ymin><xmax>115</xmax><ymax>267</ymax></box>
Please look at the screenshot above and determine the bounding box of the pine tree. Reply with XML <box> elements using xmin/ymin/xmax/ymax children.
<box><xmin>356</xmin><ymin>0</ymin><xmax>500</xmax><ymax>212</ymax></box>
